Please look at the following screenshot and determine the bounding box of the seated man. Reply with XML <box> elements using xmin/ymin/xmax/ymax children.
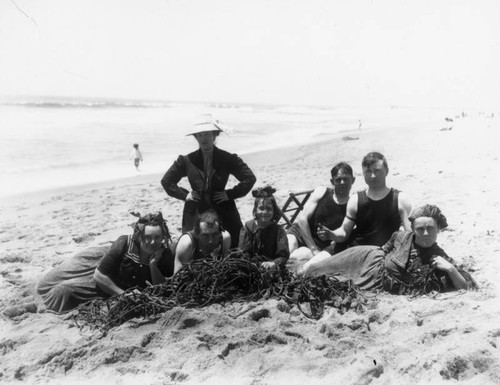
<box><xmin>173</xmin><ymin>210</ymin><xmax>231</xmax><ymax>274</ymax></box>
<box><xmin>287</xmin><ymin>162</ymin><xmax>355</xmax><ymax>260</ymax></box>
<box><xmin>317</xmin><ymin>151</ymin><xmax>412</xmax><ymax>250</ymax></box>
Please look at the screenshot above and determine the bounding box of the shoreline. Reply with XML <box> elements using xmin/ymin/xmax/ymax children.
<box><xmin>2</xmin><ymin>104</ymin><xmax>477</xmax><ymax>205</ymax></box>
<box><xmin>1</xmin><ymin>125</ymin><xmax>376</xmax><ymax>206</ymax></box>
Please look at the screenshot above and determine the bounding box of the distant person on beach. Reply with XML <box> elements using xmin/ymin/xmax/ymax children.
<box><xmin>299</xmin><ymin>204</ymin><xmax>476</xmax><ymax>293</ymax></box>
<box><xmin>287</xmin><ymin>162</ymin><xmax>355</xmax><ymax>261</ymax></box>
<box><xmin>173</xmin><ymin>210</ymin><xmax>231</xmax><ymax>274</ymax></box>
<box><xmin>130</xmin><ymin>143</ymin><xmax>143</xmax><ymax>170</ymax></box>
<box><xmin>36</xmin><ymin>212</ymin><xmax>174</xmax><ymax>313</ymax></box>
<box><xmin>238</xmin><ymin>186</ymin><xmax>289</xmax><ymax>270</ymax></box>
<box><xmin>161</xmin><ymin>114</ymin><xmax>256</xmax><ymax>248</ymax></box>
<box><xmin>315</xmin><ymin>152</ymin><xmax>412</xmax><ymax>251</ymax></box>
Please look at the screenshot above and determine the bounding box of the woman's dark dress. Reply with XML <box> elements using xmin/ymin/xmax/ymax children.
<box><xmin>161</xmin><ymin>146</ymin><xmax>256</xmax><ymax>248</ymax></box>
<box><xmin>36</xmin><ymin>235</ymin><xmax>174</xmax><ymax>313</ymax></box>
<box><xmin>316</xmin><ymin>231</ymin><xmax>475</xmax><ymax>292</ymax></box>
<box><xmin>238</xmin><ymin>219</ymin><xmax>290</xmax><ymax>267</ymax></box>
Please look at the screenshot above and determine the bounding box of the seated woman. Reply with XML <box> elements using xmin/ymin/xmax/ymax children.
<box><xmin>238</xmin><ymin>186</ymin><xmax>289</xmax><ymax>269</ymax></box>
<box><xmin>173</xmin><ymin>210</ymin><xmax>231</xmax><ymax>274</ymax></box>
<box><xmin>36</xmin><ymin>212</ymin><xmax>174</xmax><ymax>313</ymax></box>
<box><xmin>299</xmin><ymin>204</ymin><xmax>476</xmax><ymax>293</ymax></box>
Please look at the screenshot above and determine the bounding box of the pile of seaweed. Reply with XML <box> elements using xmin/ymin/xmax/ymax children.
<box><xmin>74</xmin><ymin>250</ymin><xmax>369</xmax><ymax>333</ymax></box>
<box><xmin>382</xmin><ymin>264</ymin><xmax>442</xmax><ymax>296</ymax></box>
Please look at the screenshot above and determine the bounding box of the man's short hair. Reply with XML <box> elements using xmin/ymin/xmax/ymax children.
<box><xmin>362</xmin><ymin>152</ymin><xmax>388</xmax><ymax>172</ymax></box>
<box><xmin>330</xmin><ymin>162</ymin><xmax>354</xmax><ymax>179</ymax></box>
<box><xmin>194</xmin><ymin>210</ymin><xmax>221</xmax><ymax>235</ymax></box>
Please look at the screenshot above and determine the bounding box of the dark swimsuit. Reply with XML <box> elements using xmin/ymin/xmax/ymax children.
<box><xmin>350</xmin><ymin>188</ymin><xmax>401</xmax><ymax>247</ymax></box>
<box><xmin>287</xmin><ymin>188</ymin><xmax>347</xmax><ymax>251</ymax></box>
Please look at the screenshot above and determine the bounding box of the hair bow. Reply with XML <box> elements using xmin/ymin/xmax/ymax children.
<box><xmin>252</xmin><ymin>186</ymin><xmax>276</xmax><ymax>198</ymax></box>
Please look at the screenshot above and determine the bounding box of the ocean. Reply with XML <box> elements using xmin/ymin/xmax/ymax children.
<box><xmin>0</xmin><ymin>97</ymin><xmax>448</xmax><ymax>198</ymax></box>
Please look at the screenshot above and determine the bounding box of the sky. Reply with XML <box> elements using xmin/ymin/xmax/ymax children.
<box><xmin>0</xmin><ymin>0</ymin><xmax>499</xmax><ymax>108</ymax></box>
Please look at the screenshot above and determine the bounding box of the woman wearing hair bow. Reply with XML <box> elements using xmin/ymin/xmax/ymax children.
<box><xmin>161</xmin><ymin>114</ymin><xmax>256</xmax><ymax>248</ymax></box>
<box><xmin>36</xmin><ymin>212</ymin><xmax>174</xmax><ymax>313</ymax></box>
<box><xmin>238</xmin><ymin>186</ymin><xmax>290</xmax><ymax>270</ymax></box>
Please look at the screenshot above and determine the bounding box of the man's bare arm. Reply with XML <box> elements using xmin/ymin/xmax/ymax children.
<box><xmin>295</xmin><ymin>187</ymin><xmax>326</xmax><ymax>252</ymax></box>
<box><xmin>221</xmin><ymin>231</ymin><xmax>232</xmax><ymax>252</ymax></box>
<box><xmin>398</xmin><ymin>192</ymin><xmax>412</xmax><ymax>231</ymax></box>
<box><xmin>173</xmin><ymin>234</ymin><xmax>193</xmax><ymax>275</ymax></box>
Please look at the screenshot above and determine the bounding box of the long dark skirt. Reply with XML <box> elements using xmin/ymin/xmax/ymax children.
<box><xmin>302</xmin><ymin>246</ymin><xmax>385</xmax><ymax>290</ymax></box>
<box><xmin>36</xmin><ymin>246</ymin><xmax>109</xmax><ymax>313</ymax></box>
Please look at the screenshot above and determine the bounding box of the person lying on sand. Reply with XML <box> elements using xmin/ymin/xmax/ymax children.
<box><xmin>286</xmin><ymin>162</ymin><xmax>355</xmax><ymax>261</ymax></box>
<box><xmin>298</xmin><ymin>204</ymin><xmax>476</xmax><ymax>293</ymax></box>
<box><xmin>238</xmin><ymin>186</ymin><xmax>289</xmax><ymax>270</ymax></box>
<box><xmin>36</xmin><ymin>212</ymin><xmax>174</xmax><ymax>313</ymax></box>
<box><xmin>173</xmin><ymin>210</ymin><xmax>231</xmax><ymax>275</ymax></box>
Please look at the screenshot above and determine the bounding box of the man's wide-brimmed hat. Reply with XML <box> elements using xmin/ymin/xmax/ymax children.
<box><xmin>186</xmin><ymin>113</ymin><xmax>224</xmax><ymax>136</ymax></box>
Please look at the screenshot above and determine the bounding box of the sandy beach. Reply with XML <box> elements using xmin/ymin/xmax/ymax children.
<box><xmin>1</xmin><ymin>112</ymin><xmax>499</xmax><ymax>384</ymax></box>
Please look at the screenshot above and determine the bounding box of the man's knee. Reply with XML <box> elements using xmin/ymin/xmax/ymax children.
<box><xmin>286</xmin><ymin>246</ymin><xmax>314</xmax><ymax>274</ymax></box>
<box><xmin>300</xmin><ymin>250</ymin><xmax>335</xmax><ymax>277</ymax></box>
<box><xmin>289</xmin><ymin>246</ymin><xmax>314</xmax><ymax>261</ymax></box>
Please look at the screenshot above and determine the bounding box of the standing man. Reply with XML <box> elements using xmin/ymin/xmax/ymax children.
<box><xmin>287</xmin><ymin>162</ymin><xmax>355</xmax><ymax>260</ymax></box>
<box><xmin>317</xmin><ymin>152</ymin><xmax>412</xmax><ymax>248</ymax></box>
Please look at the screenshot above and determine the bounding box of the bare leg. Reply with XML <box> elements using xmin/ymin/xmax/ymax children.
<box><xmin>286</xmin><ymin>235</ymin><xmax>316</xmax><ymax>273</ymax></box>
<box><xmin>287</xmin><ymin>234</ymin><xmax>299</xmax><ymax>254</ymax></box>
<box><xmin>287</xmin><ymin>235</ymin><xmax>315</xmax><ymax>261</ymax></box>
<box><xmin>290</xmin><ymin>247</ymin><xmax>314</xmax><ymax>261</ymax></box>
<box><xmin>298</xmin><ymin>250</ymin><xmax>334</xmax><ymax>276</ymax></box>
